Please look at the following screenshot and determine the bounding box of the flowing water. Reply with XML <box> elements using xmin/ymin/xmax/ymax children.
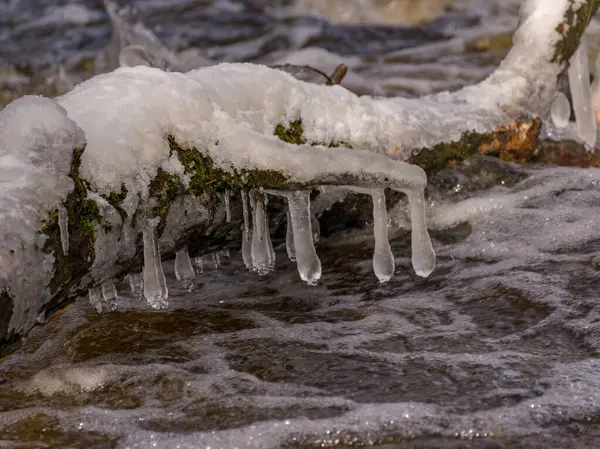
<box><xmin>2</xmin><ymin>1</ymin><xmax>600</xmax><ymax>448</ymax></box>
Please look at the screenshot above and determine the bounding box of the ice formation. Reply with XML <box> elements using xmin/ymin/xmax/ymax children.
<box><xmin>174</xmin><ymin>246</ymin><xmax>195</xmax><ymax>290</ymax></box>
<box><xmin>142</xmin><ymin>217</ymin><xmax>168</xmax><ymax>309</ymax></box>
<box><xmin>283</xmin><ymin>190</ymin><xmax>321</xmax><ymax>285</ymax></box>
<box><xmin>249</xmin><ymin>191</ymin><xmax>275</xmax><ymax>275</ymax></box>
<box><xmin>88</xmin><ymin>286</ymin><xmax>103</xmax><ymax>313</ymax></box>
<box><xmin>127</xmin><ymin>273</ymin><xmax>143</xmax><ymax>298</ymax></box>
<box><xmin>0</xmin><ymin>0</ymin><xmax>589</xmax><ymax>342</ymax></box>
<box><xmin>568</xmin><ymin>39</ymin><xmax>597</xmax><ymax>148</ymax></box>
<box><xmin>194</xmin><ymin>256</ymin><xmax>204</xmax><ymax>274</ymax></box>
<box><xmin>211</xmin><ymin>252</ymin><xmax>221</xmax><ymax>269</ymax></box>
<box><xmin>369</xmin><ymin>189</ymin><xmax>395</xmax><ymax>282</ymax></box>
<box><xmin>286</xmin><ymin>208</ymin><xmax>296</xmax><ymax>262</ymax></box>
<box><xmin>224</xmin><ymin>190</ymin><xmax>232</xmax><ymax>223</ymax></box>
<box><xmin>550</xmin><ymin>92</ymin><xmax>570</xmax><ymax>129</ymax></box>
<box><xmin>101</xmin><ymin>281</ymin><xmax>118</xmax><ymax>311</ymax></box>
<box><xmin>241</xmin><ymin>190</ymin><xmax>253</xmax><ymax>271</ymax></box>
<box><xmin>57</xmin><ymin>205</ymin><xmax>69</xmax><ymax>256</ymax></box>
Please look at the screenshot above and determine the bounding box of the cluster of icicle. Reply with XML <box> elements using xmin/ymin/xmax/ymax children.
<box><xmin>550</xmin><ymin>38</ymin><xmax>599</xmax><ymax>149</ymax></box>
<box><xmin>87</xmin><ymin>185</ymin><xmax>435</xmax><ymax>311</ymax></box>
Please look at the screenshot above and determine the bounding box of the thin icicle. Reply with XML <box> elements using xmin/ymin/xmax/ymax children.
<box><xmin>241</xmin><ymin>190</ymin><xmax>253</xmax><ymax>270</ymax></box>
<box><xmin>312</xmin><ymin>214</ymin><xmax>320</xmax><ymax>244</ymax></box>
<box><xmin>57</xmin><ymin>205</ymin><xmax>69</xmax><ymax>256</ymax></box>
<box><xmin>286</xmin><ymin>208</ymin><xmax>296</xmax><ymax>261</ymax></box>
<box><xmin>249</xmin><ymin>190</ymin><xmax>272</xmax><ymax>275</ymax></box>
<box><xmin>174</xmin><ymin>245</ymin><xmax>195</xmax><ymax>290</ymax></box>
<box><xmin>264</xmin><ymin>193</ymin><xmax>275</xmax><ymax>270</ymax></box>
<box><xmin>550</xmin><ymin>92</ymin><xmax>570</xmax><ymax>129</ymax></box>
<box><xmin>404</xmin><ymin>189</ymin><xmax>435</xmax><ymax>277</ymax></box>
<box><xmin>285</xmin><ymin>190</ymin><xmax>321</xmax><ymax>285</ymax></box>
<box><xmin>127</xmin><ymin>273</ymin><xmax>143</xmax><ymax>298</ymax></box>
<box><xmin>101</xmin><ymin>281</ymin><xmax>118</xmax><ymax>311</ymax></box>
<box><xmin>568</xmin><ymin>39</ymin><xmax>597</xmax><ymax>148</ymax></box>
<box><xmin>221</xmin><ymin>249</ymin><xmax>230</xmax><ymax>259</ymax></box>
<box><xmin>212</xmin><ymin>252</ymin><xmax>221</xmax><ymax>269</ymax></box>
<box><xmin>224</xmin><ymin>190</ymin><xmax>232</xmax><ymax>223</ymax></box>
<box><xmin>194</xmin><ymin>256</ymin><xmax>204</xmax><ymax>274</ymax></box>
<box><xmin>142</xmin><ymin>216</ymin><xmax>169</xmax><ymax>309</ymax></box>
<box><xmin>370</xmin><ymin>189</ymin><xmax>395</xmax><ymax>283</ymax></box>
<box><xmin>88</xmin><ymin>286</ymin><xmax>104</xmax><ymax>313</ymax></box>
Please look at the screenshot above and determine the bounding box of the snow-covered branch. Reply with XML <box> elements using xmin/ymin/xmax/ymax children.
<box><xmin>0</xmin><ymin>0</ymin><xmax>597</xmax><ymax>352</ymax></box>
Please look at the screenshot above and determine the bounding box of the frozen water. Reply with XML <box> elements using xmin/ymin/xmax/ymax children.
<box><xmin>550</xmin><ymin>92</ymin><xmax>570</xmax><ymax>129</ymax></box>
<box><xmin>101</xmin><ymin>281</ymin><xmax>118</xmax><ymax>311</ymax></box>
<box><xmin>568</xmin><ymin>39</ymin><xmax>597</xmax><ymax>148</ymax></box>
<box><xmin>127</xmin><ymin>273</ymin><xmax>143</xmax><ymax>298</ymax></box>
<box><xmin>211</xmin><ymin>252</ymin><xmax>221</xmax><ymax>269</ymax></box>
<box><xmin>224</xmin><ymin>189</ymin><xmax>232</xmax><ymax>223</ymax></box>
<box><xmin>57</xmin><ymin>204</ymin><xmax>69</xmax><ymax>256</ymax></box>
<box><xmin>193</xmin><ymin>256</ymin><xmax>204</xmax><ymax>274</ymax></box>
<box><xmin>285</xmin><ymin>208</ymin><xmax>296</xmax><ymax>261</ymax></box>
<box><xmin>284</xmin><ymin>190</ymin><xmax>321</xmax><ymax>285</ymax></box>
<box><xmin>174</xmin><ymin>246</ymin><xmax>195</xmax><ymax>290</ymax></box>
<box><xmin>142</xmin><ymin>217</ymin><xmax>169</xmax><ymax>309</ymax></box>
<box><xmin>249</xmin><ymin>190</ymin><xmax>274</xmax><ymax>275</ymax></box>
<box><xmin>241</xmin><ymin>190</ymin><xmax>253</xmax><ymax>271</ymax></box>
<box><xmin>88</xmin><ymin>286</ymin><xmax>103</xmax><ymax>313</ymax></box>
<box><xmin>370</xmin><ymin>189</ymin><xmax>395</xmax><ymax>282</ymax></box>
<box><xmin>405</xmin><ymin>189</ymin><xmax>436</xmax><ymax>277</ymax></box>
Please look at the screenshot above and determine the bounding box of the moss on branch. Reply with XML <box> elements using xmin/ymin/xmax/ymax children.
<box><xmin>552</xmin><ymin>0</ymin><xmax>600</xmax><ymax>65</ymax></box>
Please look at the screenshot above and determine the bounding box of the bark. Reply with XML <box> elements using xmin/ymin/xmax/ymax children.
<box><xmin>0</xmin><ymin>0</ymin><xmax>598</xmax><ymax>355</ymax></box>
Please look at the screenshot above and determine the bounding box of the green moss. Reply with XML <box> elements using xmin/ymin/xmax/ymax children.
<box><xmin>274</xmin><ymin>120</ymin><xmax>306</xmax><ymax>144</ymax></box>
<box><xmin>552</xmin><ymin>1</ymin><xmax>600</xmax><ymax>65</ymax></box>
<box><xmin>148</xmin><ymin>167</ymin><xmax>185</xmax><ymax>218</ymax></box>
<box><xmin>274</xmin><ymin>120</ymin><xmax>352</xmax><ymax>149</ymax></box>
<box><xmin>41</xmin><ymin>145</ymin><xmax>96</xmax><ymax>298</ymax></box>
<box><xmin>102</xmin><ymin>182</ymin><xmax>128</xmax><ymax>222</ymax></box>
<box><xmin>408</xmin><ymin>130</ymin><xmax>492</xmax><ymax>169</ymax></box>
<box><xmin>167</xmin><ymin>135</ymin><xmax>288</xmax><ymax>197</ymax></box>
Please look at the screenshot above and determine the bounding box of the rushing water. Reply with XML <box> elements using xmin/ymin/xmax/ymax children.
<box><xmin>2</xmin><ymin>1</ymin><xmax>600</xmax><ymax>448</ymax></box>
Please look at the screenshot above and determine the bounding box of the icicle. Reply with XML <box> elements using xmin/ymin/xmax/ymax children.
<box><xmin>142</xmin><ymin>217</ymin><xmax>169</xmax><ymax>309</ymax></box>
<box><xmin>57</xmin><ymin>205</ymin><xmax>69</xmax><ymax>256</ymax></box>
<box><xmin>174</xmin><ymin>246</ymin><xmax>195</xmax><ymax>290</ymax></box>
<box><xmin>88</xmin><ymin>286</ymin><xmax>104</xmax><ymax>313</ymax></box>
<box><xmin>568</xmin><ymin>40</ymin><xmax>597</xmax><ymax>148</ymax></box>
<box><xmin>286</xmin><ymin>208</ymin><xmax>296</xmax><ymax>262</ymax></box>
<box><xmin>550</xmin><ymin>92</ymin><xmax>570</xmax><ymax>129</ymax></box>
<box><xmin>285</xmin><ymin>190</ymin><xmax>321</xmax><ymax>285</ymax></box>
<box><xmin>212</xmin><ymin>252</ymin><xmax>221</xmax><ymax>269</ymax></box>
<box><xmin>101</xmin><ymin>281</ymin><xmax>118</xmax><ymax>311</ymax></box>
<box><xmin>264</xmin><ymin>193</ymin><xmax>275</xmax><ymax>270</ymax></box>
<box><xmin>241</xmin><ymin>190</ymin><xmax>253</xmax><ymax>270</ymax></box>
<box><xmin>194</xmin><ymin>256</ymin><xmax>204</xmax><ymax>274</ymax></box>
<box><xmin>312</xmin><ymin>214</ymin><xmax>321</xmax><ymax>244</ymax></box>
<box><xmin>224</xmin><ymin>190</ymin><xmax>232</xmax><ymax>223</ymax></box>
<box><xmin>405</xmin><ymin>189</ymin><xmax>435</xmax><ymax>277</ymax></box>
<box><xmin>249</xmin><ymin>190</ymin><xmax>273</xmax><ymax>275</ymax></box>
<box><xmin>370</xmin><ymin>189</ymin><xmax>395</xmax><ymax>283</ymax></box>
<box><xmin>128</xmin><ymin>273</ymin><xmax>143</xmax><ymax>298</ymax></box>
<box><xmin>221</xmin><ymin>249</ymin><xmax>231</xmax><ymax>259</ymax></box>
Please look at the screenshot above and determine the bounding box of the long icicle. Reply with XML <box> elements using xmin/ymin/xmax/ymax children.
<box><xmin>142</xmin><ymin>216</ymin><xmax>169</xmax><ymax>309</ymax></box>
<box><xmin>286</xmin><ymin>207</ymin><xmax>296</xmax><ymax>261</ymax></box>
<box><xmin>174</xmin><ymin>245</ymin><xmax>195</xmax><ymax>290</ymax></box>
<box><xmin>285</xmin><ymin>190</ymin><xmax>321</xmax><ymax>285</ymax></box>
<box><xmin>370</xmin><ymin>189</ymin><xmax>395</xmax><ymax>282</ymax></box>
<box><xmin>403</xmin><ymin>188</ymin><xmax>435</xmax><ymax>277</ymax></box>
<box><xmin>249</xmin><ymin>190</ymin><xmax>272</xmax><ymax>275</ymax></box>
<box><xmin>241</xmin><ymin>190</ymin><xmax>253</xmax><ymax>270</ymax></box>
